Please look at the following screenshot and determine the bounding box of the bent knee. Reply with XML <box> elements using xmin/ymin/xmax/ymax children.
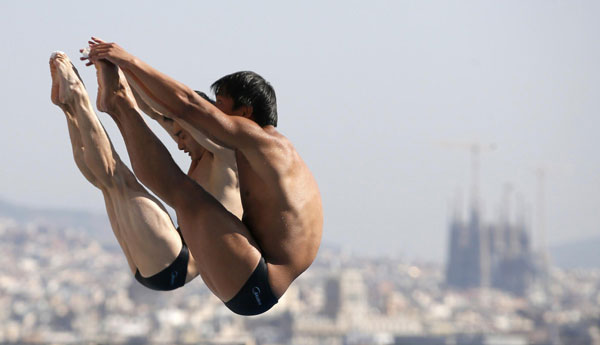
<box><xmin>265</xmin><ymin>262</ymin><xmax>302</xmax><ymax>299</ymax></box>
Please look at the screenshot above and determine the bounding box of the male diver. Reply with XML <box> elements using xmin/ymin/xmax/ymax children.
<box><xmin>83</xmin><ymin>37</ymin><xmax>323</xmax><ymax>315</ymax></box>
<box><xmin>49</xmin><ymin>51</ymin><xmax>241</xmax><ymax>292</ymax></box>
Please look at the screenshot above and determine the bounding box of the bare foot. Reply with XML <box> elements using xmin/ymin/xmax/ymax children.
<box><xmin>94</xmin><ymin>59</ymin><xmax>135</xmax><ymax>113</ymax></box>
<box><xmin>49</xmin><ymin>51</ymin><xmax>85</xmax><ymax>108</ymax></box>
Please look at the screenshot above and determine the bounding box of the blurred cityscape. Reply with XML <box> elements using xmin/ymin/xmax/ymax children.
<box><xmin>1</xmin><ymin>205</ymin><xmax>599</xmax><ymax>345</ymax></box>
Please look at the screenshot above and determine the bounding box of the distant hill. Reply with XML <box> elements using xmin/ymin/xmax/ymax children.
<box><xmin>0</xmin><ymin>198</ymin><xmax>115</xmax><ymax>245</ymax></box>
<box><xmin>549</xmin><ymin>236</ymin><xmax>600</xmax><ymax>269</ymax></box>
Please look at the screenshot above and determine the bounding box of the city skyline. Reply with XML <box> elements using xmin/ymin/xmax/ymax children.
<box><xmin>0</xmin><ymin>215</ymin><xmax>598</xmax><ymax>344</ymax></box>
<box><xmin>0</xmin><ymin>196</ymin><xmax>596</xmax><ymax>269</ymax></box>
<box><xmin>1</xmin><ymin>1</ymin><xmax>599</xmax><ymax>261</ymax></box>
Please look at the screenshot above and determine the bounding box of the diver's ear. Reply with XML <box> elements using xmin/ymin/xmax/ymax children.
<box><xmin>241</xmin><ymin>105</ymin><xmax>253</xmax><ymax>119</ymax></box>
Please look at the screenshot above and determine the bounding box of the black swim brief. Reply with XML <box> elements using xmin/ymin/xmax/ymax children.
<box><xmin>134</xmin><ymin>227</ymin><xmax>189</xmax><ymax>291</ymax></box>
<box><xmin>224</xmin><ymin>257</ymin><xmax>278</xmax><ymax>316</ymax></box>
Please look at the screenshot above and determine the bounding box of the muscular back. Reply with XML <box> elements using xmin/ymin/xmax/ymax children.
<box><xmin>236</xmin><ymin>126</ymin><xmax>323</xmax><ymax>277</ymax></box>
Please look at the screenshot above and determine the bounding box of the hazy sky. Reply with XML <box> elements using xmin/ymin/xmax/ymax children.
<box><xmin>0</xmin><ymin>1</ymin><xmax>598</xmax><ymax>262</ymax></box>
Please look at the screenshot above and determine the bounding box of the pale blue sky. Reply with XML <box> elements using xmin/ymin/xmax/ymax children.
<box><xmin>0</xmin><ymin>1</ymin><xmax>598</xmax><ymax>261</ymax></box>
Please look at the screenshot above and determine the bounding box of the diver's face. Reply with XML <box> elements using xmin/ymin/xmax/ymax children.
<box><xmin>173</xmin><ymin>122</ymin><xmax>205</xmax><ymax>160</ymax></box>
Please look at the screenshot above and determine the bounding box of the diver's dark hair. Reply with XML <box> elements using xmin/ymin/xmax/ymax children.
<box><xmin>211</xmin><ymin>71</ymin><xmax>278</xmax><ymax>127</ymax></box>
<box><xmin>194</xmin><ymin>90</ymin><xmax>215</xmax><ymax>105</ymax></box>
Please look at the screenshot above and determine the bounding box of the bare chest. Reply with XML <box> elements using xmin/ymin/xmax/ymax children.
<box><xmin>189</xmin><ymin>155</ymin><xmax>237</xmax><ymax>196</ymax></box>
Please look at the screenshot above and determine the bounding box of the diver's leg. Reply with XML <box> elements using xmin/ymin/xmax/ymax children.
<box><xmin>50</xmin><ymin>52</ymin><xmax>198</xmax><ymax>280</ymax></box>
<box><xmin>94</xmin><ymin>59</ymin><xmax>263</xmax><ymax>300</ymax></box>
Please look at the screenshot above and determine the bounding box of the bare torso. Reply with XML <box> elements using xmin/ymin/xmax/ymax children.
<box><xmin>188</xmin><ymin>150</ymin><xmax>243</xmax><ymax>219</ymax></box>
<box><xmin>82</xmin><ymin>41</ymin><xmax>322</xmax><ymax>306</ymax></box>
<box><xmin>237</xmin><ymin>127</ymin><xmax>323</xmax><ymax>276</ymax></box>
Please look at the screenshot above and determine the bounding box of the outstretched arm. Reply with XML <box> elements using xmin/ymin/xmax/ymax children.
<box><xmin>125</xmin><ymin>73</ymin><xmax>228</xmax><ymax>155</ymax></box>
<box><xmin>127</xmin><ymin>76</ymin><xmax>178</xmax><ymax>141</ymax></box>
<box><xmin>175</xmin><ymin>119</ymin><xmax>232</xmax><ymax>157</ymax></box>
<box><xmin>85</xmin><ymin>37</ymin><xmax>264</xmax><ymax>152</ymax></box>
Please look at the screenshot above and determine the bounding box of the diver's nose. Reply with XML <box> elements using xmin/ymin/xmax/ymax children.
<box><xmin>177</xmin><ymin>139</ymin><xmax>185</xmax><ymax>151</ymax></box>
